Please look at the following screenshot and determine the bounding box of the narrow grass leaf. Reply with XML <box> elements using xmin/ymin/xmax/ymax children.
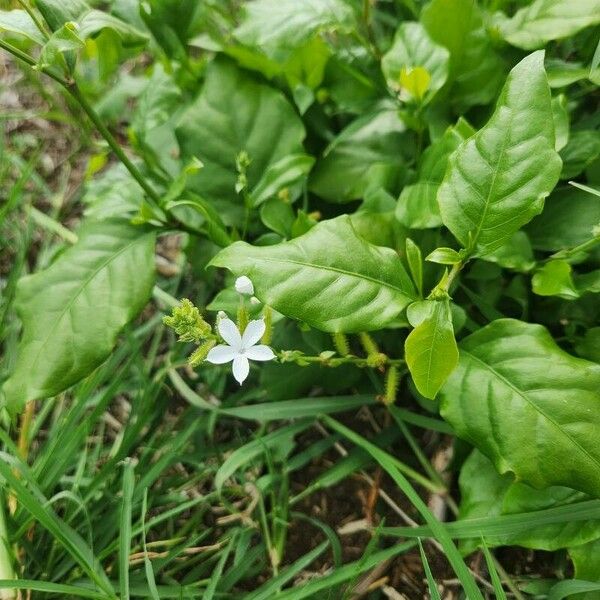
<box><xmin>119</xmin><ymin>460</ymin><xmax>135</xmax><ymax>600</ymax></box>
<box><xmin>418</xmin><ymin>539</ymin><xmax>441</xmax><ymax>600</ymax></box>
<box><xmin>322</xmin><ymin>416</ymin><xmax>484</xmax><ymax>600</ymax></box>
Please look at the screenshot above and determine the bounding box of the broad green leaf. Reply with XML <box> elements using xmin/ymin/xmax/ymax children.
<box><xmin>35</xmin><ymin>0</ymin><xmax>146</xmax><ymax>45</ymax></box>
<box><xmin>496</xmin><ymin>0</ymin><xmax>600</xmax><ymax>50</ymax></box>
<box><xmin>260</xmin><ymin>198</ymin><xmax>294</xmax><ymax>238</ymax></box>
<box><xmin>440</xmin><ymin>319</ymin><xmax>600</xmax><ymax>496</ymax></box>
<box><xmin>249</xmin><ymin>154</ymin><xmax>315</xmax><ymax>207</ymax></box>
<box><xmin>569</xmin><ymin>539</ymin><xmax>600</xmax><ymax>600</ymax></box>
<box><xmin>2</xmin><ymin>220</ymin><xmax>155</xmax><ymax>412</ymax></box>
<box><xmin>176</xmin><ymin>58</ymin><xmax>306</xmax><ymax>220</ymax></box>
<box><xmin>140</xmin><ymin>0</ymin><xmax>198</xmax><ymax>58</ymax></box>
<box><xmin>82</xmin><ymin>163</ymin><xmax>143</xmax><ymax>220</ymax></box>
<box><xmin>0</xmin><ymin>9</ymin><xmax>45</xmax><ymax>45</ymax></box>
<box><xmin>310</xmin><ymin>106</ymin><xmax>409</xmax><ymax>203</ymax></box>
<box><xmin>438</xmin><ymin>51</ymin><xmax>562</xmax><ymax>257</ymax></box>
<box><xmin>576</xmin><ymin>328</ymin><xmax>600</xmax><ymax>363</ymax></box>
<box><xmin>210</xmin><ymin>215</ymin><xmax>416</xmax><ymax>332</ymax></box>
<box><xmin>546</xmin><ymin>59</ymin><xmax>600</xmax><ymax>87</ymax></box>
<box><xmin>405</xmin><ymin>299</ymin><xmax>458</xmax><ymax>400</ymax></box>
<box><xmin>77</xmin><ymin>9</ymin><xmax>148</xmax><ymax>46</ymax></box>
<box><xmin>381</xmin><ymin>22</ymin><xmax>449</xmax><ymax>104</ymax></box>
<box><xmin>35</xmin><ymin>0</ymin><xmax>89</xmax><ymax>31</ymax></box>
<box><xmin>532</xmin><ymin>260</ymin><xmax>579</xmax><ymax>299</ymax></box>
<box><xmin>421</xmin><ymin>0</ymin><xmax>506</xmax><ymax>109</ymax></box>
<box><xmin>526</xmin><ymin>187</ymin><xmax>600</xmax><ymax>251</ymax></box>
<box><xmin>483</xmin><ymin>231</ymin><xmax>536</xmax><ymax>273</ymax></box>
<box><xmin>234</xmin><ymin>0</ymin><xmax>353</xmax><ymax>56</ymax></box>
<box><xmin>559</xmin><ymin>131</ymin><xmax>600</xmax><ymax>180</ymax></box>
<box><xmin>458</xmin><ymin>450</ymin><xmax>600</xmax><ymax>554</ymax></box>
<box><xmin>396</xmin><ymin>119</ymin><xmax>474</xmax><ymax>229</ymax></box>
<box><xmin>576</xmin><ymin>271</ymin><xmax>600</xmax><ymax>295</ymax></box>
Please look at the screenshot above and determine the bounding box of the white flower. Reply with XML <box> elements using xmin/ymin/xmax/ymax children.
<box><xmin>235</xmin><ymin>276</ymin><xmax>254</xmax><ymax>296</ymax></box>
<box><xmin>205</xmin><ymin>318</ymin><xmax>275</xmax><ymax>384</ymax></box>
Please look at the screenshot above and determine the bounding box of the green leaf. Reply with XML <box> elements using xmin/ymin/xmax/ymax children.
<box><xmin>210</xmin><ymin>215</ymin><xmax>416</xmax><ymax>332</ymax></box>
<box><xmin>559</xmin><ymin>131</ymin><xmax>600</xmax><ymax>180</ymax></box>
<box><xmin>35</xmin><ymin>0</ymin><xmax>89</xmax><ymax>31</ymax></box>
<box><xmin>381</xmin><ymin>22</ymin><xmax>449</xmax><ymax>104</ymax></box>
<box><xmin>38</xmin><ymin>21</ymin><xmax>84</xmax><ymax>70</ymax></box>
<box><xmin>234</xmin><ymin>0</ymin><xmax>353</xmax><ymax>56</ymax></box>
<box><xmin>77</xmin><ymin>9</ymin><xmax>148</xmax><ymax>46</ymax></box>
<box><xmin>175</xmin><ymin>58</ymin><xmax>306</xmax><ymax>218</ymax></box>
<box><xmin>458</xmin><ymin>450</ymin><xmax>600</xmax><ymax>553</ymax></box>
<box><xmin>405</xmin><ymin>299</ymin><xmax>459</xmax><ymax>400</ymax></box>
<box><xmin>310</xmin><ymin>106</ymin><xmax>409</xmax><ymax>203</ymax></box>
<box><xmin>526</xmin><ymin>187</ymin><xmax>600</xmax><ymax>251</ymax></box>
<box><xmin>2</xmin><ymin>220</ymin><xmax>155</xmax><ymax>412</ymax></box>
<box><xmin>496</xmin><ymin>0</ymin><xmax>600</xmax><ymax>50</ymax></box>
<box><xmin>405</xmin><ymin>238</ymin><xmax>423</xmax><ymax>297</ymax></box>
<box><xmin>569</xmin><ymin>539</ymin><xmax>600</xmax><ymax>600</ymax></box>
<box><xmin>421</xmin><ymin>0</ymin><xmax>506</xmax><ymax>109</ymax></box>
<box><xmin>249</xmin><ymin>154</ymin><xmax>315</xmax><ymax>207</ymax></box>
<box><xmin>0</xmin><ymin>9</ymin><xmax>45</xmax><ymax>45</ymax></box>
<box><xmin>440</xmin><ymin>319</ymin><xmax>600</xmax><ymax>496</ymax></box>
<box><xmin>140</xmin><ymin>0</ymin><xmax>198</xmax><ymax>58</ymax></box>
<box><xmin>532</xmin><ymin>260</ymin><xmax>579</xmax><ymax>299</ymax></box>
<box><xmin>259</xmin><ymin>198</ymin><xmax>295</xmax><ymax>238</ymax></box>
<box><xmin>438</xmin><ymin>51</ymin><xmax>562</xmax><ymax>257</ymax></box>
<box><xmin>396</xmin><ymin>119</ymin><xmax>474</xmax><ymax>229</ymax></box>
<box><xmin>426</xmin><ymin>247</ymin><xmax>462</xmax><ymax>265</ymax></box>
<box><xmin>483</xmin><ymin>231</ymin><xmax>536</xmax><ymax>273</ymax></box>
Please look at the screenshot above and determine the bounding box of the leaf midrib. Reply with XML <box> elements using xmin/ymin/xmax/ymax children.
<box><xmin>24</xmin><ymin>233</ymin><xmax>150</xmax><ymax>382</ymax></box>
<box><xmin>462</xmin><ymin>350</ymin><xmax>600</xmax><ymax>474</ymax></box>
<box><xmin>251</xmin><ymin>255</ymin><xmax>412</xmax><ymax>297</ymax></box>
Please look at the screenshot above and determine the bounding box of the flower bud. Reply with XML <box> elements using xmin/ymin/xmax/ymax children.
<box><xmin>235</xmin><ymin>276</ymin><xmax>254</xmax><ymax>296</ymax></box>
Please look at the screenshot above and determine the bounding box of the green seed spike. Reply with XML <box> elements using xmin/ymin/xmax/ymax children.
<box><xmin>359</xmin><ymin>332</ymin><xmax>378</xmax><ymax>356</ymax></box>
<box><xmin>332</xmin><ymin>332</ymin><xmax>350</xmax><ymax>356</ymax></box>
<box><xmin>237</xmin><ymin>303</ymin><xmax>249</xmax><ymax>334</ymax></box>
<box><xmin>262</xmin><ymin>305</ymin><xmax>273</xmax><ymax>345</ymax></box>
<box><xmin>384</xmin><ymin>366</ymin><xmax>399</xmax><ymax>405</ymax></box>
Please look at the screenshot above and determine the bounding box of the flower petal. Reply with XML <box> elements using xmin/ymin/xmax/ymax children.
<box><xmin>218</xmin><ymin>318</ymin><xmax>242</xmax><ymax>348</ymax></box>
<box><xmin>241</xmin><ymin>319</ymin><xmax>265</xmax><ymax>348</ymax></box>
<box><xmin>245</xmin><ymin>345</ymin><xmax>275</xmax><ymax>362</ymax></box>
<box><xmin>232</xmin><ymin>355</ymin><xmax>250</xmax><ymax>384</ymax></box>
<box><xmin>205</xmin><ymin>345</ymin><xmax>237</xmax><ymax>364</ymax></box>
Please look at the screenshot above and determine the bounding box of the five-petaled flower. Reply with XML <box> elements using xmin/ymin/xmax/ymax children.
<box><xmin>206</xmin><ymin>317</ymin><xmax>275</xmax><ymax>384</ymax></box>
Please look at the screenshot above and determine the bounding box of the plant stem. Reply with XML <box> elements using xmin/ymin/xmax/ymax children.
<box><xmin>277</xmin><ymin>351</ymin><xmax>405</xmax><ymax>369</ymax></box>
<box><xmin>0</xmin><ymin>40</ymin><xmax>162</xmax><ymax>210</ymax></box>
<box><xmin>16</xmin><ymin>0</ymin><xmax>50</xmax><ymax>40</ymax></box>
<box><xmin>17</xmin><ymin>401</ymin><xmax>35</xmax><ymax>460</ymax></box>
<box><xmin>550</xmin><ymin>235</ymin><xmax>600</xmax><ymax>260</ymax></box>
<box><xmin>0</xmin><ymin>496</ymin><xmax>16</xmax><ymax>600</ymax></box>
<box><xmin>66</xmin><ymin>86</ymin><xmax>161</xmax><ymax>207</ymax></box>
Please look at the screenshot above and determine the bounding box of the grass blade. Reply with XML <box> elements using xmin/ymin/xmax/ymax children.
<box><xmin>322</xmin><ymin>416</ymin><xmax>484</xmax><ymax>600</ymax></box>
<box><xmin>119</xmin><ymin>460</ymin><xmax>135</xmax><ymax>600</ymax></box>
<box><xmin>418</xmin><ymin>539</ymin><xmax>441</xmax><ymax>600</ymax></box>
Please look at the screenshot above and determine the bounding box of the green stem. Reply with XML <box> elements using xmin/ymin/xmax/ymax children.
<box><xmin>550</xmin><ymin>236</ymin><xmax>600</xmax><ymax>260</ymax></box>
<box><xmin>17</xmin><ymin>0</ymin><xmax>50</xmax><ymax>40</ymax></box>
<box><xmin>0</xmin><ymin>40</ymin><xmax>162</xmax><ymax>210</ymax></box>
<box><xmin>66</xmin><ymin>86</ymin><xmax>161</xmax><ymax>207</ymax></box>
<box><xmin>276</xmin><ymin>351</ymin><xmax>405</xmax><ymax>369</ymax></box>
<box><xmin>0</xmin><ymin>495</ymin><xmax>16</xmax><ymax>599</ymax></box>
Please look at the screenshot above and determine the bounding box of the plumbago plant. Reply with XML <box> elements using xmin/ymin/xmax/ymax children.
<box><xmin>1</xmin><ymin>0</ymin><xmax>600</xmax><ymax>596</ymax></box>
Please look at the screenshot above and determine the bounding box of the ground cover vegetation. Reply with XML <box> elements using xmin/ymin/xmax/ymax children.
<box><xmin>0</xmin><ymin>0</ymin><xmax>600</xmax><ymax>597</ymax></box>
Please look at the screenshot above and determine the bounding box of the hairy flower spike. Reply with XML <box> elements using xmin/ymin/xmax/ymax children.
<box><xmin>163</xmin><ymin>299</ymin><xmax>212</xmax><ymax>343</ymax></box>
<box><xmin>384</xmin><ymin>366</ymin><xmax>399</xmax><ymax>405</ymax></box>
<box><xmin>332</xmin><ymin>332</ymin><xmax>350</xmax><ymax>356</ymax></box>
<box><xmin>189</xmin><ymin>340</ymin><xmax>216</xmax><ymax>367</ymax></box>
